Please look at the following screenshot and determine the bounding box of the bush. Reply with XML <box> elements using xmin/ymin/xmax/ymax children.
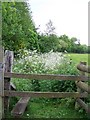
<box><xmin>12</xmin><ymin>50</ymin><xmax>78</xmax><ymax>93</ymax></box>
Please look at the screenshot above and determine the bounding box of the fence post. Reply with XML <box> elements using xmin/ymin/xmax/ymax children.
<box><xmin>0</xmin><ymin>47</ymin><xmax>4</xmax><ymax>120</ymax></box>
<box><xmin>75</xmin><ymin>61</ymin><xmax>87</xmax><ymax>109</ymax></box>
<box><xmin>4</xmin><ymin>50</ymin><xmax>13</xmax><ymax>111</ymax></box>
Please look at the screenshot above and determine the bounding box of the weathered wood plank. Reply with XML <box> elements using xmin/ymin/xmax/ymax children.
<box><xmin>4</xmin><ymin>91</ymin><xmax>88</xmax><ymax>98</ymax></box>
<box><xmin>0</xmin><ymin>47</ymin><xmax>4</xmax><ymax>119</ymax></box>
<box><xmin>76</xmin><ymin>98</ymin><xmax>90</xmax><ymax>114</ymax></box>
<box><xmin>11</xmin><ymin>97</ymin><xmax>30</xmax><ymax>117</ymax></box>
<box><xmin>77</xmin><ymin>62</ymin><xmax>90</xmax><ymax>73</ymax></box>
<box><xmin>4</xmin><ymin>50</ymin><xmax>13</xmax><ymax>111</ymax></box>
<box><xmin>75</xmin><ymin>81</ymin><xmax>90</xmax><ymax>93</ymax></box>
<box><xmin>4</xmin><ymin>72</ymin><xmax>89</xmax><ymax>81</ymax></box>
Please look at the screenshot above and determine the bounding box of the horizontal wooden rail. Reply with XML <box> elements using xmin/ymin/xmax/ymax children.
<box><xmin>4</xmin><ymin>90</ymin><xmax>88</xmax><ymax>98</ymax></box>
<box><xmin>75</xmin><ymin>81</ymin><xmax>90</xmax><ymax>93</ymax></box>
<box><xmin>4</xmin><ymin>72</ymin><xmax>89</xmax><ymax>81</ymax></box>
<box><xmin>11</xmin><ymin>97</ymin><xmax>30</xmax><ymax>117</ymax></box>
<box><xmin>77</xmin><ymin>63</ymin><xmax>90</xmax><ymax>73</ymax></box>
<box><xmin>76</xmin><ymin>99</ymin><xmax>90</xmax><ymax>114</ymax></box>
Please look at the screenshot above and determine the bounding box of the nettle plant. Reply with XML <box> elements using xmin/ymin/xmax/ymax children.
<box><xmin>12</xmin><ymin>50</ymin><xmax>78</xmax><ymax>92</ymax></box>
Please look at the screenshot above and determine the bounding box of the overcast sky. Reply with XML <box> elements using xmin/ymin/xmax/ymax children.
<box><xmin>29</xmin><ymin>0</ymin><xmax>89</xmax><ymax>45</ymax></box>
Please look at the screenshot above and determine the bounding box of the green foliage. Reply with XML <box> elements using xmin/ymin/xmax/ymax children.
<box><xmin>51</xmin><ymin>57</ymin><xmax>78</xmax><ymax>92</ymax></box>
<box><xmin>39</xmin><ymin>34</ymin><xmax>60</xmax><ymax>53</ymax></box>
<box><xmin>12</xmin><ymin>51</ymin><xmax>78</xmax><ymax>93</ymax></box>
<box><xmin>38</xmin><ymin>21</ymin><xmax>88</xmax><ymax>54</ymax></box>
<box><xmin>2</xmin><ymin>2</ymin><xmax>39</xmax><ymax>57</ymax></box>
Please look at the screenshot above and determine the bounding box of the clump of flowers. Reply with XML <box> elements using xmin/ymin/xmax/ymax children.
<box><xmin>14</xmin><ymin>49</ymin><xmax>67</xmax><ymax>73</ymax></box>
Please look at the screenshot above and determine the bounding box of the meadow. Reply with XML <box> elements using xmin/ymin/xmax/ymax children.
<box><xmin>5</xmin><ymin>52</ymin><xmax>89</xmax><ymax>118</ymax></box>
<box><xmin>67</xmin><ymin>53</ymin><xmax>89</xmax><ymax>65</ymax></box>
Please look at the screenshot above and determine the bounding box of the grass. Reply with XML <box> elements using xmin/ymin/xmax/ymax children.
<box><xmin>66</xmin><ymin>53</ymin><xmax>89</xmax><ymax>65</ymax></box>
<box><xmin>23</xmin><ymin>99</ymin><xmax>87</xmax><ymax>118</ymax></box>
<box><xmin>5</xmin><ymin>98</ymin><xmax>87</xmax><ymax>119</ymax></box>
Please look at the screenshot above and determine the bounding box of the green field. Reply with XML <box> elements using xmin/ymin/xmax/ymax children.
<box><xmin>67</xmin><ymin>53</ymin><xmax>89</xmax><ymax>65</ymax></box>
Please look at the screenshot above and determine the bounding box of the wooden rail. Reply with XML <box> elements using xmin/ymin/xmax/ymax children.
<box><xmin>4</xmin><ymin>90</ymin><xmax>88</xmax><ymax>98</ymax></box>
<box><xmin>4</xmin><ymin>72</ymin><xmax>89</xmax><ymax>81</ymax></box>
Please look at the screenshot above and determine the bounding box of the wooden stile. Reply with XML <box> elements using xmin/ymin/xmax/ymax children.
<box><xmin>1</xmin><ymin>50</ymin><xmax>89</xmax><ymax>117</ymax></box>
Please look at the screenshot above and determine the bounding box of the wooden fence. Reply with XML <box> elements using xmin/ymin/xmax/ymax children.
<box><xmin>75</xmin><ymin>62</ymin><xmax>90</xmax><ymax>114</ymax></box>
<box><xmin>0</xmin><ymin>49</ymin><xmax>90</xmax><ymax>118</ymax></box>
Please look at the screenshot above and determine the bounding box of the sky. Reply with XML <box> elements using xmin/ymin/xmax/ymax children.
<box><xmin>29</xmin><ymin>0</ymin><xmax>89</xmax><ymax>45</ymax></box>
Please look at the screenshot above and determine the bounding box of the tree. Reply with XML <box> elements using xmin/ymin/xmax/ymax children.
<box><xmin>44</xmin><ymin>20</ymin><xmax>55</xmax><ymax>35</ymax></box>
<box><xmin>58</xmin><ymin>39</ymin><xmax>68</xmax><ymax>52</ymax></box>
<box><xmin>59</xmin><ymin>34</ymin><xmax>69</xmax><ymax>52</ymax></box>
<box><xmin>2</xmin><ymin>2</ymin><xmax>39</xmax><ymax>57</ymax></box>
